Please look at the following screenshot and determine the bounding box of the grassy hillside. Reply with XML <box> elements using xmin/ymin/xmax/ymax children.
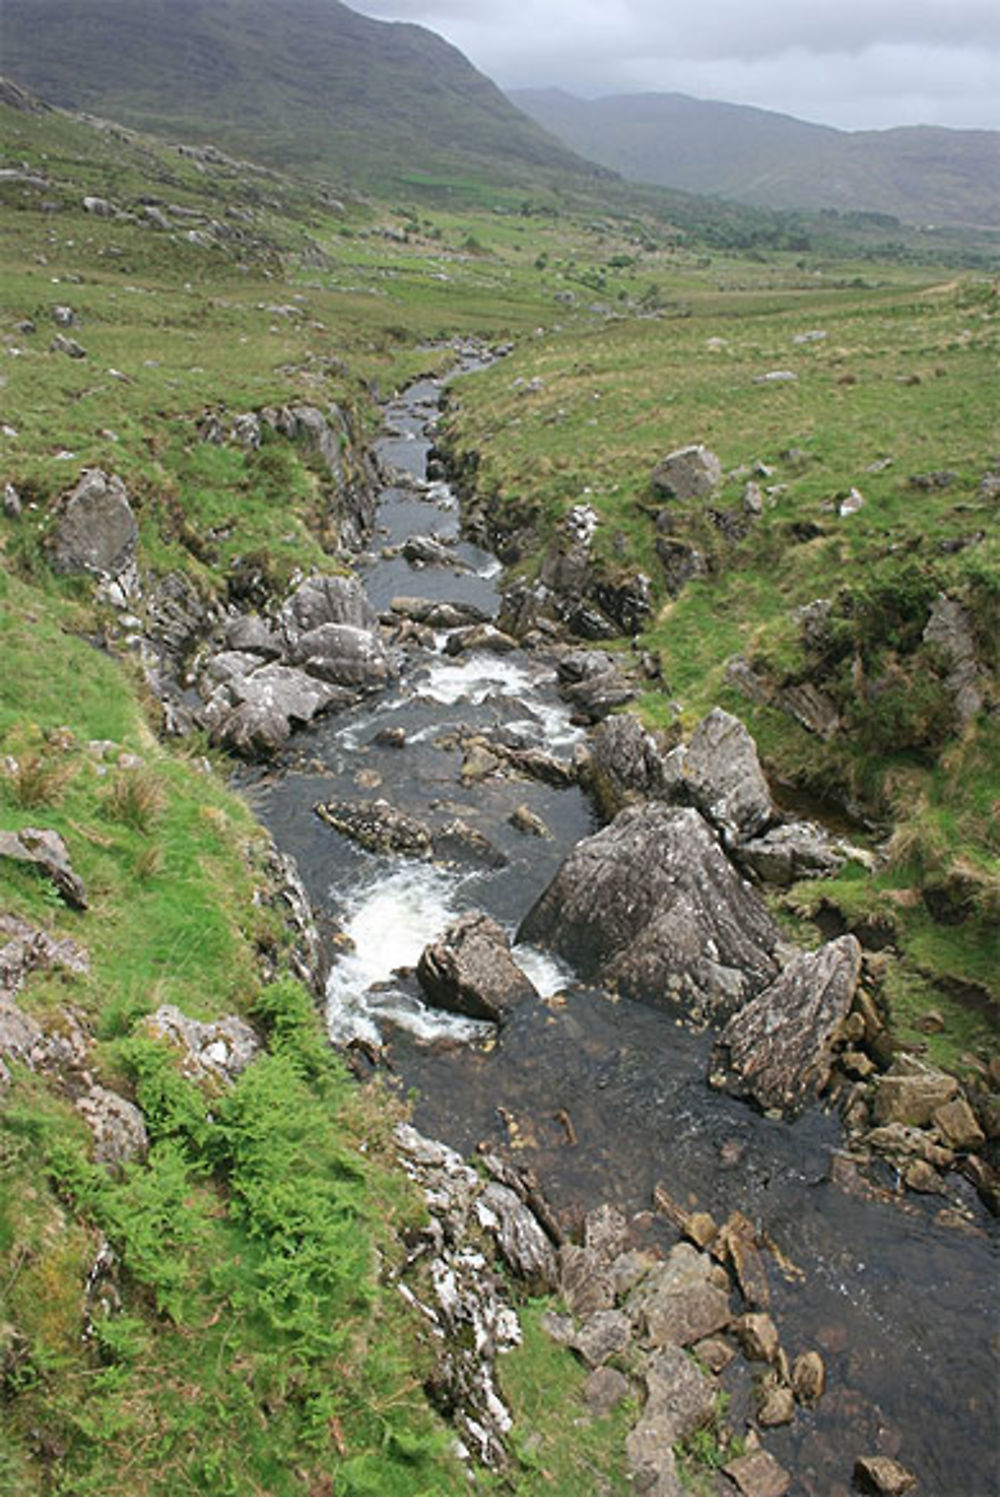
<box><xmin>1</xmin><ymin>0</ymin><xmax>607</xmax><ymax>193</ymax></box>
<box><xmin>0</xmin><ymin>86</ymin><xmax>997</xmax><ymax>1496</ymax></box>
<box><xmin>512</xmin><ymin>89</ymin><xmax>1000</xmax><ymax>230</ymax></box>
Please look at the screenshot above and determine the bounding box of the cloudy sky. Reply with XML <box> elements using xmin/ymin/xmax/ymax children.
<box><xmin>350</xmin><ymin>0</ymin><xmax>1000</xmax><ymax>132</ymax></box>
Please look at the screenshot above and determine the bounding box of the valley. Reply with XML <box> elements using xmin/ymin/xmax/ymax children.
<box><xmin>0</xmin><ymin>54</ymin><xmax>997</xmax><ymax>1497</ymax></box>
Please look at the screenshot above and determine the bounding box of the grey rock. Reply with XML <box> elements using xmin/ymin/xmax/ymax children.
<box><xmin>3</xmin><ymin>483</ymin><xmax>21</xmax><ymax>519</ymax></box>
<box><xmin>651</xmin><ymin>444</ymin><xmax>722</xmax><ymax>500</ymax></box>
<box><xmin>280</xmin><ymin>573</ymin><xmax>375</xmax><ymax>638</ymax></box>
<box><xmin>0</xmin><ymin>827</ymin><xmax>87</xmax><ymax>909</ymax></box>
<box><xmin>432</xmin><ymin>819</ymin><xmax>507</xmax><ymax>870</ymax></box>
<box><xmin>779</xmin><ymin>681</ymin><xmax>840</xmax><ymax>738</ymax></box>
<box><xmin>508</xmin><ymin>804</ymin><xmax>550</xmax><ymax>838</ymax></box>
<box><xmin>402</xmin><ymin>533</ymin><xmax>461</xmax><ymax>568</ymax></box>
<box><xmin>923</xmin><ymin>593</ymin><xmax>983</xmax><ymax>725</ymax></box>
<box><xmin>712</xmin><ymin>935</ymin><xmax>862</xmax><ymax>1116</ymax></box>
<box><xmin>289</xmin><ymin>622</ymin><xmax>393</xmax><ymax>689</ymax></box>
<box><xmin>723</xmin><ymin>1449</ymin><xmax>792</xmax><ymax>1497</ymax></box>
<box><xmin>389</xmin><ymin>596</ymin><xmax>489</xmax><ymax>628</ymax></box>
<box><xmin>443</xmin><ymin>623</ymin><xmax>519</xmax><ymax>656</ymax></box>
<box><xmin>683</xmin><ymin>708</ymin><xmax>774</xmax><ymax>843</ymax></box>
<box><xmin>49</xmin><ymin>333</ymin><xmax>87</xmax><ymax>358</ymax></box>
<box><xmin>656</xmin><ymin>535</ymin><xmax>709</xmax><ymax>597</ymax></box>
<box><xmin>144</xmin><ymin>1004</ymin><xmax>259</xmax><ymax>1083</ymax></box>
<box><xmin>736</xmin><ymin>821</ymin><xmax>846</xmax><ymax>885</ymax></box>
<box><xmin>49</xmin><ymin>469</ymin><xmax>138</xmax><ymax>581</ymax></box>
<box><xmin>872</xmin><ymin>1056</ymin><xmax>959</xmax><ymax>1127</ymax></box>
<box><xmin>584</xmin><ymin>1203</ymin><xmax>630</xmax><ymax>1266</ymax></box>
<box><xmin>316</xmin><ymin>797</ymin><xmax>432</xmax><ymax>857</ymax></box>
<box><xmin>518</xmin><ymin>804</ymin><xmax>781</xmax><ymax>1022</ymax></box>
<box><xmin>572</xmin><ymin>1308</ymin><xmax>632</xmax><ymax>1368</ymax></box>
<box><xmin>417</xmin><ymin>912</ymin><xmax>538</xmax><ymax>1023</ymax></box>
<box><xmin>643</xmin><ymin>1344</ymin><xmax>717</xmax><ymax>1442</ymax></box>
<box><xmin>578</xmin><ymin>714</ymin><xmax>670</xmax><ymax>820</ymax></box>
<box><xmin>83</xmin><ymin>195</ymin><xmax>114</xmax><ymax>217</ymax></box>
<box><xmin>224</xmin><ymin>614</ymin><xmax>282</xmax><ymax>660</ymax></box>
<box><xmin>76</xmin><ymin>1085</ymin><xmax>148</xmax><ymax>1168</ymax></box>
<box><xmin>476</xmin><ymin>1181</ymin><xmax>558</xmax><ymax>1291</ymax></box>
<box><xmin>629</xmin><ymin>1242</ymin><xmax>731</xmax><ymax>1348</ymax></box>
<box><xmin>853</xmin><ymin>1455</ymin><xmax>917</xmax><ymax>1495</ymax></box>
<box><xmin>583</xmin><ymin>1365</ymin><xmax>631</xmax><ymax>1416</ymax></box>
<box><xmin>559</xmin><ymin>1242</ymin><xmax>616</xmax><ymax>1318</ymax></box>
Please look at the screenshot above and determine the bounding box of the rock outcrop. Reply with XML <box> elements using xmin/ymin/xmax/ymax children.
<box><xmin>48</xmin><ymin>469</ymin><xmax>138</xmax><ymax>583</ymax></box>
<box><xmin>518</xmin><ymin>803</ymin><xmax>781</xmax><ymax>1020</ymax></box>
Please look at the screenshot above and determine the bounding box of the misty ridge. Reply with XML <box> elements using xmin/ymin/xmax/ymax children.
<box><xmin>2</xmin><ymin>0</ymin><xmax>997</xmax><ymax>227</ymax></box>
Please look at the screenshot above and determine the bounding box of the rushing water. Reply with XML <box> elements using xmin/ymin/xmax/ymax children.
<box><xmin>246</xmin><ymin>359</ymin><xmax>999</xmax><ymax>1497</ymax></box>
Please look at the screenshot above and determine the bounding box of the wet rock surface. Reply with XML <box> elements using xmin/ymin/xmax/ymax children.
<box><xmin>417</xmin><ymin>912</ymin><xmax>539</xmax><ymax>1023</ymax></box>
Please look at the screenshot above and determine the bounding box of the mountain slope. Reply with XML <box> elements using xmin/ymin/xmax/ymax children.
<box><xmin>512</xmin><ymin>89</ymin><xmax>1000</xmax><ymax>228</ymax></box>
<box><xmin>0</xmin><ymin>0</ymin><xmax>606</xmax><ymax>192</ymax></box>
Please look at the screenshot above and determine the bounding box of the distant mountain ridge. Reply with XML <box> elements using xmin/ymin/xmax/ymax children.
<box><xmin>0</xmin><ymin>0</ymin><xmax>606</xmax><ymax>192</ymax></box>
<box><xmin>511</xmin><ymin>89</ymin><xmax>1000</xmax><ymax>228</ymax></box>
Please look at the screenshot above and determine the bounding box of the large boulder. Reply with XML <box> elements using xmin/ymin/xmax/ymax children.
<box><xmin>651</xmin><ymin>444</ymin><xmax>722</xmax><ymax>501</ymax></box>
<box><xmin>417</xmin><ymin>912</ymin><xmax>538</xmax><ymax>1023</ymax></box>
<box><xmin>578</xmin><ymin>713</ymin><xmax>670</xmax><ymax>820</ymax></box>
<box><xmin>735</xmin><ymin>821</ymin><xmax>847</xmax><ymax>886</ymax></box>
<box><xmin>279</xmin><ymin>573</ymin><xmax>375</xmax><ymax>638</ymax></box>
<box><xmin>201</xmin><ymin>662</ymin><xmax>350</xmax><ymax>755</ymax></box>
<box><xmin>48</xmin><ymin>469</ymin><xmax>138</xmax><ymax>580</ymax></box>
<box><xmin>682</xmin><ymin>708</ymin><xmax>774</xmax><ymax>844</ymax></box>
<box><xmin>711</xmin><ymin>935</ymin><xmax>862</xmax><ymax>1115</ymax></box>
<box><xmin>287</xmin><ymin>622</ymin><xmax>393</xmax><ymax>689</ymax></box>
<box><xmin>518</xmin><ymin>803</ymin><xmax>781</xmax><ymax>1021</ymax></box>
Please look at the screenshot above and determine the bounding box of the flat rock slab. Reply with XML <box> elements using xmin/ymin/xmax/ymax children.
<box><xmin>518</xmin><ymin>803</ymin><xmax>780</xmax><ymax>1021</ymax></box>
<box><xmin>316</xmin><ymin>797</ymin><xmax>432</xmax><ymax>857</ymax></box>
<box><xmin>712</xmin><ymin>935</ymin><xmax>862</xmax><ymax>1115</ymax></box>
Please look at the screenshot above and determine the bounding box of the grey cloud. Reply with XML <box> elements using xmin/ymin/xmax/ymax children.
<box><xmin>351</xmin><ymin>0</ymin><xmax>1000</xmax><ymax>130</ymax></box>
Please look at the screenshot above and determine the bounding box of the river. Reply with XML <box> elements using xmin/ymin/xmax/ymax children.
<box><xmin>243</xmin><ymin>355</ymin><xmax>998</xmax><ymax>1496</ymax></box>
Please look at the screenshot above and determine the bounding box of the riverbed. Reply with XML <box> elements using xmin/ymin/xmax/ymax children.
<box><xmin>245</xmin><ymin>357</ymin><xmax>999</xmax><ymax>1496</ymax></box>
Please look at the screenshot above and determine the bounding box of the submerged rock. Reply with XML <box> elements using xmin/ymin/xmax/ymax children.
<box><xmin>712</xmin><ymin>935</ymin><xmax>862</xmax><ymax>1116</ymax></box>
<box><xmin>518</xmin><ymin>803</ymin><xmax>781</xmax><ymax>1021</ymax></box>
<box><xmin>315</xmin><ymin>797</ymin><xmax>432</xmax><ymax>857</ymax></box>
<box><xmin>417</xmin><ymin>912</ymin><xmax>538</xmax><ymax>1023</ymax></box>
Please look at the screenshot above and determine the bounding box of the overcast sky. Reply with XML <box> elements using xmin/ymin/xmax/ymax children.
<box><xmin>350</xmin><ymin>0</ymin><xmax>1000</xmax><ymax>132</ymax></box>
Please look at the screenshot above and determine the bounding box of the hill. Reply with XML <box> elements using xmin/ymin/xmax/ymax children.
<box><xmin>511</xmin><ymin>88</ymin><xmax>1000</xmax><ymax>229</ymax></box>
<box><xmin>0</xmin><ymin>0</ymin><xmax>607</xmax><ymax>195</ymax></box>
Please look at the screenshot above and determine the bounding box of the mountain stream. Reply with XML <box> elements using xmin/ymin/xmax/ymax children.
<box><xmin>243</xmin><ymin>357</ymin><xmax>998</xmax><ymax>1496</ymax></box>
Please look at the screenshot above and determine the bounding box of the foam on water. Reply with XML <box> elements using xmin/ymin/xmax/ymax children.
<box><xmin>419</xmin><ymin>652</ymin><xmax>539</xmax><ymax>707</ymax></box>
<box><xmin>324</xmin><ymin>863</ymin><xmax>491</xmax><ymax>1047</ymax></box>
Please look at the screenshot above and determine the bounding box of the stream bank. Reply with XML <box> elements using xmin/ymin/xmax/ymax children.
<box><xmin>236</xmin><ymin>358</ymin><xmax>998</xmax><ymax>1496</ymax></box>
